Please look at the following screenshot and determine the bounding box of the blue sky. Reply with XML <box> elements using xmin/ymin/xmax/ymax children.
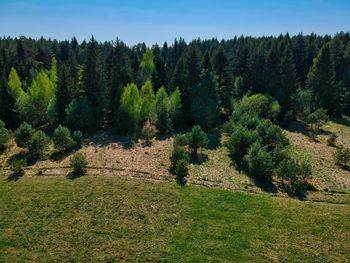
<box><xmin>0</xmin><ymin>0</ymin><xmax>349</xmax><ymax>45</ymax></box>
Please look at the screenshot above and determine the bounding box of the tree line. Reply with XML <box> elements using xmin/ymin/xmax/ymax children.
<box><xmin>0</xmin><ymin>32</ymin><xmax>350</xmax><ymax>132</ymax></box>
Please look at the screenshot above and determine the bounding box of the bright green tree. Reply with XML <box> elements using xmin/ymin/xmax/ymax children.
<box><xmin>140</xmin><ymin>79</ymin><xmax>156</xmax><ymax>122</ymax></box>
<box><xmin>116</xmin><ymin>83</ymin><xmax>142</xmax><ymax>132</ymax></box>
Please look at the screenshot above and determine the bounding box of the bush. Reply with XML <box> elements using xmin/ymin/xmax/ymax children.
<box><xmin>170</xmin><ymin>146</ymin><xmax>189</xmax><ymax>172</ymax></box>
<box><xmin>244</xmin><ymin>142</ymin><xmax>274</xmax><ymax>182</ymax></box>
<box><xmin>226</xmin><ymin>125</ymin><xmax>258</xmax><ymax>162</ymax></box>
<box><xmin>70</xmin><ymin>152</ymin><xmax>88</xmax><ymax>176</ymax></box>
<box><xmin>174</xmin><ymin>133</ymin><xmax>189</xmax><ymax>147</ymax></box>
<box><xmin>53</xmin><ymin>125</ymin><xmax>76</xmax><ymax>152</ymax></box>
<box><xmin>72</xmin><ymin>130</ymin><xmax>83</xmax><ymax>147</ymax></box>
<box><xmin>188</xmin><ymin>125</ymin><xmax>208</xmax><ymax>156</ymax></box>
<box><xmin>14</xmin><ymin>122</ymin><xmax>35</xmax><ymax>148</ymax></box>
<box><xmin>0</xmin><ymin>120</ymin><xmax>11</xmax><ymax>151</ymax></box>
<box><xmin>276</xmin><ymin>157</ymin><xmax>312</xmax><ymax>196</ymax></box>
<box><xmin>175</xmin><ymin>159</ymin><xmax>189</xmax><ymax>185</ymax></box>
<box><xmin>306</xmin><ymin>108</ymin><xmax>329</xmax><ymax>136</ymax></box>
<box><xmin>256</xmin><ymin>119</ymin><xmax>289</xmax><ymax>151</ymax></box>
<box><xmin>141</xmin><ymin>126</ymin><xmax>155</xmax><ymax>145</ymax></box>
<box><xmin>327</xmin><ymin>133</ymin><xmax>338</xmax><ymax>147</ymax></box>
<box><xmin>28</xmin><ymin>130</ymin><xmax>50</xmax><ymax>159</ymax></box>
<box><xmin>238</xmin><ymin>94</ymin><xmax>280</xmax><ymax>121</ymax></box>
<box><xmin>10</xmin><ymin>158</ymin><xmax>26</xmax><ymax>177</ymax></box>
<box><xmin>334</xmin><ymin>146</ymin><xmax>350</xmax><ymax>166</ymax></box>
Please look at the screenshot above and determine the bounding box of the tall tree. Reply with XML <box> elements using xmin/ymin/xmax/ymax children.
<box><xmin>279</xmin><ymin>44</ymin><xmax>299</xmax><ymax>116</ymax></box>
<box><xmin>83</xmin><ymin>36</ymin><xmax>107</xmax><ymax>127</ymax></box>
<box><xmin>306</xmin><ymin>43</ymin><xmax>340</xmax><ymax>116</ymax></box>
<box><xmin>190</xmin><ymin>70</ymin><xmax>220</xmax><ymax>128</ymax></box>
<box><xmin>213</xmin><ymin>47</ymin><xmax>232</xmax><ymax>113</ymax></box>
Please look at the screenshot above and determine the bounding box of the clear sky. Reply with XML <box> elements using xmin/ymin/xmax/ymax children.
<box><xmin>0</xmin><ymin>0</ymin><xmax>349</xmax><ymax>45</ymax></box>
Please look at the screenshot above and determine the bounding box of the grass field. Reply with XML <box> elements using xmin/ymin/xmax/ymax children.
<box><xmin>1</xmin><ymin>176</ymin><xmax>349</xmax><ymax>262</ymax></box>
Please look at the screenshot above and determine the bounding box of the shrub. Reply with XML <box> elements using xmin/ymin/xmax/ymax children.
<box><xmin>334</xmin><ymin>146</ymin><xmax>350</xmax><ymax>166</ymax></box>
<box><xmin>70</xmin><ymin>153</ymin><xmax>88</xmax><ymax>176</ymax></box>
<box><xmin>14</xmin><ymin>122</ymin><xmax>35</xmax><ymax>148</ymax></box>
<box><xmin>175</xmin><ymin>159</ymin><xmax>189</xmax><ymax>185</ymax></box>
<box><xmin>238</xmin><ymin>94</ymin><xmax>280</xmax><ymax>121</ymax></box>
<box><xmin>10</xmin><ymin>158</ymin><xmax>26</xmax><ymax>177</ymax></box>
<box><xmin>276</xmin><ymin>157</ymin><xmax>312</xmax><ymax>196</ymax></box>
<box><xmin>306</xmin><ymin>108</ymin><xmax>329</xmax><ymax>136</ymax></box>
<box><xmin>327</xmin><ymin>133</ymin><xmax>338</xmax><ymax>147</ymax></box>
<box><xmin>170</xmin><ymin>146</ymin><xmax>189</xmax><ymax>172</ymax></box>
<box><xmin>141</xmin><ymin>126</ymin><xmax>155</xmax><ymax>145</ymax></box>
<box><xmin>28</xmin><ymin>130</ymin><xmax>50</xmax><ymax>159</ymax></box>
<box><xmin>244</xmin><ymin>142</ymin><xmax>274</xmax><ymax>182</ymax></box>
<box><xmin>174</xmin><ymin>133</ymin><xmax>189</xmax><ymax>147</ymax></box>
<box><xmin>226</xmin><ymin>125</ymin><xmax>258</xmax><ymax>162</ymax></box>
<box><xmin>53</xmin><ymin>125</ymin><xmax>76</xmax><ymax>152</ymax></box>
<box><xmin>72</xmin><ymin>130</ymin><xmax>83</xmax><ymax>147</ymax></box>
<box><xmin>188</xmin><ymin>125</ymin><xmax>208</xmax><ymax>156</ymax></box>
<box><xmin>0</xmin><ymin>120</ymin><xmax>11</xmax><ymax>151</ymax></box>
<box><xmin>256</xmin><ymin>119</ymin><xmax>289</xmax><ymax>151</ymax></box>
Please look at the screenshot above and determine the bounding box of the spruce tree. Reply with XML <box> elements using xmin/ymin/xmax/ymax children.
<box><xmin>279</xmin><ymin>44</ymin><xmax>299</xmax><ymax>116</ymax></box>
<box><xmin>83</xmin><ymin>36</ymin><xmax>107</xmax><ymax>127</ymax></box>
<box><xmin>306</xmin><ymin>43</ymin><xmax>341</xmax><ymax>116</ymax></box>
<box><xmin>190</xmin><ymin>70</ymin><xmax>220</xmax><ymax>128</ymax></box>
<box><xmin>213</xmin><ymin>47</ymin><xmax>232</xmax><ymax>113</ymax></box>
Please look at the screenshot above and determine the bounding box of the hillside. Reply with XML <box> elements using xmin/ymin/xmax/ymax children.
<box><xmin>1</xmin><ymin>176</ymin><xmax>349</xmax><ymax>262</ymax></box>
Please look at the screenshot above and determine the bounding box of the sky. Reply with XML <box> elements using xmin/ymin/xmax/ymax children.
<box><xmin>0</xmin><ymin>0</ymin><xmax>349</xmax><ymax>46</ymax></box>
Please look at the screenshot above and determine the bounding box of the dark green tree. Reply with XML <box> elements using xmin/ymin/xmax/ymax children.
<box><xmin>306</xmin><ymin>44</ymin><xmax>341</xmax><ymax>116</ymax></box>
<box><xmin>190</xmin><ymin>70</ymin><xmax>220</xmax><ymax>128</ymax></box>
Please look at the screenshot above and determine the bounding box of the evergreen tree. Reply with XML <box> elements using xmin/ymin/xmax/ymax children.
<box><xmin>213</xmin><ymin>47</ymin><xmax>232</xmax><ymax>113</ymax></box>
<box><xmin>105</xmin><ymin>39</ymin><xmax>132</xmax><ymax>123</ymax></box>
<box><xmin>190</xmin><ymin>70</ymin><xmax>220</xmax><ymax>128</ymax></box>
<box><xmin>201</xmin><ymin>50</ymin><xmax>212</xmax><ymax>71</ymax></box>
<box><xmin>83</xmin><ymin>36</ymin><xmax>107</xmax><ymax>127</ymax></box>
<box><xmin>306</xmin><ymin>44</ymin><xmax>341</xmax><ymax>116</ymax></box>
<box><xmin>279</xmin><ymin>44</ymin><xmax>299</xmax><ymax>116</ymax></box>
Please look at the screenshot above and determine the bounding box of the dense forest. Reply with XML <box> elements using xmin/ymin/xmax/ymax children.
<box><xmin>1</xmin><ymin>32</ymin><xmax>350</xmax><ymax>132</ymax></box>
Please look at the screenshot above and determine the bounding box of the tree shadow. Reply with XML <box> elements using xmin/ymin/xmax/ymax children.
<box><xmin>332</xmin><ymin>116</ymin><xmax>350</xmax><ymax>127</ymax></box>
<box><xmin>190</xmin><ymin>153</ymin><xmax>209</xmax><ymax>165</ymax></box>
<box><xmin>252</xmin><ymin>178</ymin><xmax>278</xmax><ymax>194</ymax></box>
<box><xmin>88</xmin><ymin>130</ymin><xmax>137</xmax><ymax>150</ymax></box>
<box><xmin>6</xmin><ymin>172</ymin><xmax>24</xmax><ymax>182</ymax></box>
<box><xmin>66</xmin><ymin>170</ymin><xmax>86</xmax><ymax>180</ymax></box>
<box><xmin>207</xmin><ymin>128</ymin><xmax>221</xmax><ymax>150</ymax></box>
<box><xmin>337</xmin><ymin>163</ymin><xmax>350</xmax><ymax>172</ymax></box>
<box><xmin>51</xmin><ymin>149</ymin><xmax>77</xmax><ymax>161</ymax></box>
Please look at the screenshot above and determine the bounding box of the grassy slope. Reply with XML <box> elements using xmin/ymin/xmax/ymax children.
<box><xmin>1</xmin><ymin>176</ymin><xmax>349</xmax><ymax>262</ymax></box>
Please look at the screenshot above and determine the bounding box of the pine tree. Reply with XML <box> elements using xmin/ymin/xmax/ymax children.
<box><xmin>83</xmin><ymin>36</ymin><xmax>107</xmax><ymax>127</ymax></box>
<box><xmin>306</xmin><ymin>43</ymin><xmax>341</xmax><ymax>116</ymax></box>
<box><xmin>106</xmin><ymin>39</ymin><xmax>132</xmax><ymax>124</ymax></box>
<box><xmin>279</xmin><ymin>44</ymin><xmax>299</xmax><ymax>116</ymax></box>
<box><xmin>202</xmin><ymin>50</ymin><xmax>212</xmax><ymax>71</ymax></box>
<box><xmin>190</xmin><ymin>70</ymin><xmax>220</xmax><ymax>127</ymax></box>
<box><xmin>213</xmin><ymin>47</ymin><xmax>232</xmax><ymax>113</ymax></box>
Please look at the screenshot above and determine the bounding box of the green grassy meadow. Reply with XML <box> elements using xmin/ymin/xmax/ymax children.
<box><xmin>0</xmin><ymin>176</ymin><xmax>349</xmax><ymax>262</ymax></box>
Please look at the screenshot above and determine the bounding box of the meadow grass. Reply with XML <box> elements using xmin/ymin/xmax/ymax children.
<box><xmin>0</xmin><ymin>176</ymin><xmax>349</xmax><ymax>262</ymax></box>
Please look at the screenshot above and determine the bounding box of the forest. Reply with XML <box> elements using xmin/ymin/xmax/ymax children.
<box><xmin>1</xmin><ymin>32</ymin><xmax>350</xmax><ymax>261</ymax></box>
<box><xmin>0</xmin><ymin>32</ymin><xmax>350</xmax><ymax>131</ymax></box>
